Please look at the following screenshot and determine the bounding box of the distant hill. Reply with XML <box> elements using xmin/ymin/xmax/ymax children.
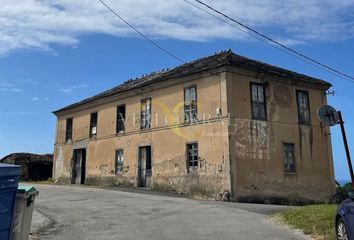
<box><xmin>0</xmin><ymin>152</ymin><xmax>53</xmax><ymax>181</ymax></box>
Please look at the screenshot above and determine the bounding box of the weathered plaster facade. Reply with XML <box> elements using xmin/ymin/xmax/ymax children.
<box><xmin>53</xmin><ymin>51</ymin><xmax>335</xmax><ymax>203</ymax></box>
<box><xmin>226</xmin><ymin>69</ymin><xmax>335</xmax><ymax>203</ymax></box>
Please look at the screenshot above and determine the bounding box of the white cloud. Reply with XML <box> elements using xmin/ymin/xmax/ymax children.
<box><xmin>59</xmin><ymin>84</ymin><xmax>88</xmax><ymax>93</ymax></box>
<box><xmin>0</xmin><ymin>87</ymin><xmax>23</xmax><ymax>93</ymax></box>
<box><xmin>0</xmin><ymin>0</ymin><xmax>354</xmax><ymax>55</ymax></box>
<box><xmin>31</xmin><ymin>96</ymin><xmax>51</xmax><ymax>101</ymax></box>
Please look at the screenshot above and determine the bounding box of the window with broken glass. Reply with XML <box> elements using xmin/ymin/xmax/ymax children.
<box><xmin>65</xmin><ymin>118</ymin><xmax>73</xmax><ymax>142</ymax></box>
<box><xmin>283</xmin><ymin>143</ymin><xmax>296</xmax><ymax>173</ymax></box>
<box><xmin>296</xmin><ymin>90</ymin><xmax>311</xmax><ymax>124</ymax></box>
<box><xmin>250</xmin><ymin>83</ymin><xmax>267</xmax><ymax>120</ymax></box>
<box><xmin>141</xmin><ymin>98</ymin><xmax>151</xmax><ymax>129</ymax></box>
<box><xmin>187</xmin><ymin>143</ymin><xmax>199</xmax><ymax>172</ymax></box>
<box><xmin>89</xmin><ymin>112</ymin><xmax>98</xmax><ymax>137</ymax></box>
<box><xmin>184</xmin><ymin>86</ymin><xmax>197</xmax><ymax>124</ymax></box>
<box><xmin>116</xmin><ymin>105</ymin><xmax>126</xmax><ymax>133</ymax></box>
<box><xmin>115</xmin><ymin>149</ymin><xmax>124</xmax><ymax>174</ymax></box>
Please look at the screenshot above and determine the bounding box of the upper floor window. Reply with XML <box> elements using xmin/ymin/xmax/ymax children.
<box><xmin>115</xmin><ymin>149</ymin><xmax>124</xmax><ymax>174</ymax></box>
<box><xmin>296</xmin><ymin>90</ymin><xmax>311</xmax><ymax>124</ymax></box>
<box><xmin>250</xmin><ymin>83</ymin><xmax>267</xmax><ymax>120</ymax></box>
<box><xmin>65</xmin><ymin>118</ymin><xmax>73</xmax><ymax>142</ymax></box>
<box><xmin>187</xmin><ymin>142</ymin><xmax>198</xmax><ymax>172</ymax></box>
<box><xmin>141</xmin><ymin>98</ymin><xmax>151</xmax><ymax>129</ymax></box>
<box><xmin>184</xmin><ymin>86</ymin><xmax>197</xmax><ymax>124</ymax></box>
<box><xmin>89</xmin><ymin>112</ymin><xmax>98</xmax><ymax>137</ymax></box>
<box><xmin>116</xmin><ymin>105</ymin><xmax>126</xmax><ymax>133</ymax></box>
<box><xmin>283</xmin><ymin>143</ymin><xmax>296</xmax><ymax>173</ymax></box>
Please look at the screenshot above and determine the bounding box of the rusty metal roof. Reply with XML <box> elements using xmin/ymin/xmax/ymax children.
<box><xmin>53</xmin><ymin>50</ymin><xmax>331</xmax><ymax>114</ymax></box>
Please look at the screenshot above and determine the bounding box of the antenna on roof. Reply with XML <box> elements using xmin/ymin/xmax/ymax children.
<box><xmin>325</xmin><ymin>90</ymin><xmax>335</xmax><ymax>96</ymax></box>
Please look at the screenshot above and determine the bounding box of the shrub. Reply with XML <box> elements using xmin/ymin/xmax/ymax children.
<box><xmin>333</xmin><ymin>183</ymin><xmax>354</xmax><ymax>203</ymax></box>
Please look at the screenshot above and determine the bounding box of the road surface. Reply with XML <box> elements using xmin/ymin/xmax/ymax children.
<box><xmin>32</xmin><ymin>184</ymin><xmax>310</xmax><ymax>240</ymax></box>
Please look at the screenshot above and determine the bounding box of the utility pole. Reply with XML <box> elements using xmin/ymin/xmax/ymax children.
<box><xmin>338</xmin><ymin>111</ymin><xmax>354</xmax><ymax>188</ymax></box>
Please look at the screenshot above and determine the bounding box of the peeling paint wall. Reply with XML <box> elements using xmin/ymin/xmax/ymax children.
<box><xmin>53</xmin><ymin>72</ymin><xmax>231</xmax><ymax>197</ymax></box>
<box><xmin>227</xmin><ymin>69</ymin><xmax>335</xmax><ymax>203</ymax></box>
<box><xmin>52</xmin><ymin>67</ymin><xmax>335</xmax><ymax>202</ymax></box>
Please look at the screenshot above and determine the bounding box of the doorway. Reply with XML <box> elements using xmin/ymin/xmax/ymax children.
<box><xmin>72</xmin><ymin>149</ymin><xmax>86</xmax><ymax>184</ymax></box>
<box><xmin>138</xmin><ymin>146</ymin><xmax>151</xmax><ymax>187</ymax></box>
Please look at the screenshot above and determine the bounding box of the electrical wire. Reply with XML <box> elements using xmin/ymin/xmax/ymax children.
<box><xmin>98</xmin><ymin>0</ymin><xmax>354</xmax><ymax>84</ymax></box>
<box><xmin>184</xmin><ymin>0</ymin><xmax>354</xmax><ymax>83</ymax></box>
<box><xmin>182</xmin><ymin>0</ymin><xmax>336</xmax><ymax>77</ymax></box>
<box><xmin>97</xmin><ymin>0</ymin><xmax>186</xmax><ymax>64</ymax></box>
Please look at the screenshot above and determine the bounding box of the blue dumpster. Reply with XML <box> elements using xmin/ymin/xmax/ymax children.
<box><xmin>0</xmin><ymin>163</ymin><xmax>21</xmax><ymax>240</ymax></box>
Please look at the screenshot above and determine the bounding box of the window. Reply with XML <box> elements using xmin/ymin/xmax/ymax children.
<box><xmin>116</xmin><ymin>105</ymin><xmax>126</xmax><ymax>133</ymax></box>
<box><xmin>115</xmin><ymin>149</ymin><xmax>124</xmax><ymax>174</ymax></box>
<box><xmin>65</xmin><ymin>118</ymin><xmax>73</xmax><ymax>142</ymax></box>
<box><xmin>184</xmin><ymin>86</ymin><xmax>197</xmax><ymax>124</ymax></box>
<box><xmin>250</xmin><ymin>83</ymin><xmax>267</xmax><ymax>120</ymax></box>
<box><xmin>187</xmin><ymin>143</ymin><xmax>198</xmax><ymax>172</ymax></box>
<box><xmin>283</xmin><ymin>143</ymin><xmax>296</xmax><ymax>173</ymax></box>
<box><xmin>296</xmin><ymin>90</ymin><xmax>311</xmax><ymax>124</ymax></box>
<box><xmin>141</xmin><ymin>98</ymin><xmax>151</xmax><ymax>129</ymax></box>
<box><xmin>89</xmin><ymin>112</ymin><xmax>98</xmax><ymax>137</ymax></box>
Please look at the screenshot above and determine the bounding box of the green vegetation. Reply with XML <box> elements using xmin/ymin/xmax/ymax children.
<box><xmin>335</xmin><ymin>183</ymin><xmax>354</xmax><ymax>203</ymax></box>
<box><xmin>278</xmin><ymin>204</ymin><xmax>337</xmax><ymax>240</ymax></box>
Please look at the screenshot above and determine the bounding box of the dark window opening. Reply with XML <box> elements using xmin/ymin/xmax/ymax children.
<box><xmin>184</xmin><ymin>86</ymin><xmax>197</xmax><ymax>124</ymax></box>
<box><xmin>296</xmin><ymin>90</ymin><xmax>311</xmax><ymax>124</ymax></box>
<box><xmin>115</xmin><ymin>149</ymin><xmax>124</xmax><ymax>174</ymax></box>
<box><xmin>187</xmin><ymin>143</ymin><xmax>198</xmax><ymax>172</ymax></box>
<box><xmin>89</xmin><ymin>112</ymin><xmax>98</xmax><ymax>137</ymax></box>
<box><xmin>117</xmin><ymin>105</ymin><xmax>126</xmax><ymax>133</ymax></box>
<box><xmin>283</xmin><ymin>143</ymin><xmax>296</xmax><ymax>173</ymax></box>
<box><xmin>141</xmin><ymin>98</ymin><xmax>151</xmax><ymax>129</ymax></box>
<box><xmin>145</xmin><ymin>147</ymin><xmax>152</xmax><ymax>171</ymax></box>
<box><xmin>250</xmin><ymin>83</ymin><xmax>267</xmax><ymax>120</ymax></box>
<box><xmin>65</xmin><ymin>118</ymin><xmax>73</xmax><ymax>142</ymax></box>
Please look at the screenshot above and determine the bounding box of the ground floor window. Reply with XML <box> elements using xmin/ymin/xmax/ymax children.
<box><xmin>283</xmin><ymin>143</ymin><xmax>296</xmax><ymax>173</ymax></box>
<box><xmin>187</xmin><ymin>143</ymin><xmax>198</xmax><ymax>172</ymax></box>
<box><xmin>115</xmin><ymin>149</ymin><xmax>124</xmax><ymax>174</ymax></box>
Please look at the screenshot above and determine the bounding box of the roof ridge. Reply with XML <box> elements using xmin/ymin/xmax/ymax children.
<box><xmin>53</xmin><ymin>49</ymin><xmax>331</xmax><ymax>114</ymax></box>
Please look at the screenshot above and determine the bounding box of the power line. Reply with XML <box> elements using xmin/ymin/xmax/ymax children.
<box><xmin>182</xmin><ymin>0</ymin><xmax>337</xmax><ymax>77</ymax></box>
<box><xmin>97</xmin><ymin>0</ymin><xmax>186</xmax><ymax>64</ymax></box>
<box><xmin>184</xmin><ymin>0</ymin><xmax>354</xmax><ymax>83</ymax></box>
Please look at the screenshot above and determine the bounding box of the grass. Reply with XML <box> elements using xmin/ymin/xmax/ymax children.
<box><xmin>277</xmin><ymin>204</ymin><xmax>337</xmax><ymax>240</ymax></box>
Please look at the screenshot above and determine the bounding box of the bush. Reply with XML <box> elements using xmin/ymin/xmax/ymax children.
<box><xmin>333</xmin><ymin>183</ymin><xmax>354</xmax><ymax>203</ymax></box>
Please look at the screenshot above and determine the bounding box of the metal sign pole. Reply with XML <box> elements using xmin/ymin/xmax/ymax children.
<box><xmin>338</xmin><ymin>111</ymin><xmax>354</xmax><ymax>188</ymax></box>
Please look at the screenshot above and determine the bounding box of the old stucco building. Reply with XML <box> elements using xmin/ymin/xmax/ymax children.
<box><xmin>53</xmin><ymin>50</ymin><xmax>335</xmax><ymax>203</ymax></box>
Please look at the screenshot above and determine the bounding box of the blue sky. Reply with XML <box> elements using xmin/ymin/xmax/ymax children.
<box><xmin>0</xmin><ymin>0</ymin><xmax>354</xmax><ymax>181</ymax></box>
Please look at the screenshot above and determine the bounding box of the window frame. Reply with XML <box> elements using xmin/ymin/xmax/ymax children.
<box><xmin>186</xmin><ymin>142</ymin><xmax>199</xmax><ymax>172</ymax></box>
<box><xmin>65</xmin><ymin>118</ymin><xmax>73</xmax><ymax>142</ymax></box>
<box><xmin>89</xmin><ymin>112</ymin><xmax>98</xmax><ymax>138</ymax></box>
<box><xmin>283</xmin><ymin>143</ymin><xmax>296</xmax><ymax>174</ymax></box>
<box><xmin>116</xmin><ymin>104</ymin><xmax>126</xmax><ymax>134</ymax></box>
<box><xmin>184</xmin><ymin>85</ymin><xmax>198</xmax><ymax>124</ymax></box>
<box><xmin>140</xmin><ymin>98</ymin><xmax>151</xmax><ymax>130</ymax></box>
<box><xmin>250</xmin><ymin>82</ymin><xmax>267</xmax><ymax>121</ymax></box>
<box><xmin>115</xmin><ymin>149</ymin><xmax>124</xmax><ymax>175</ymax></box>
<box><xmin>296</xmin><ymin>90</ymin><xmax>311</xmax><ymax>125</ymax></box>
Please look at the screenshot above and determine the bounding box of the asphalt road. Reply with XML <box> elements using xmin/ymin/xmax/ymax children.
<box><xmin>32</xmin><ymin>184</ymin><xmax>310</xmax><ymax>240</ymax></box>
